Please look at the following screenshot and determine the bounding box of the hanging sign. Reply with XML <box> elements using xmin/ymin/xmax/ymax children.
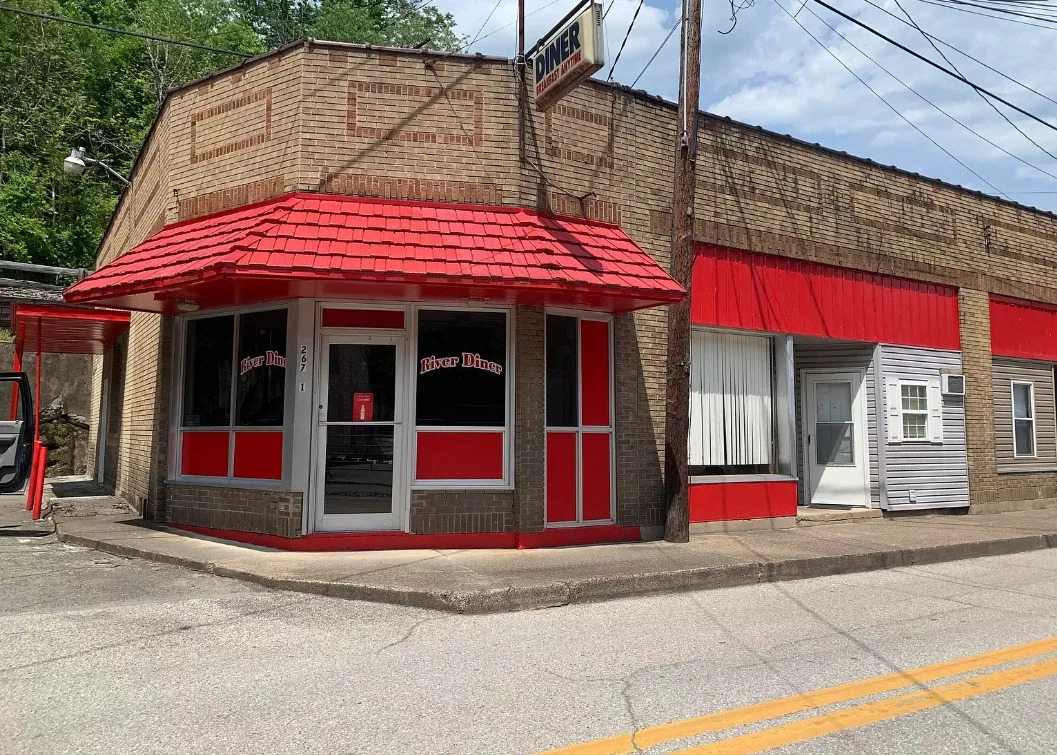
<box><xmin>532</xmin><ymin>2</ymin><xmax>605</xmax><ymax>111</ymax></box>
<box><xmin>352</xmin><ymin>392</ymin><xmax>375</xmax><ymax>422</ymax></box>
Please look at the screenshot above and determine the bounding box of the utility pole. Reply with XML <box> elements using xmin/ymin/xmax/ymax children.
<box><xmin>664</xmin><ymin>0</ymin><xmax>702</xmax><ymax>543</ymax></box>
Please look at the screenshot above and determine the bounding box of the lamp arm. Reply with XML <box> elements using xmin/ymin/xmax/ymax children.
<box><xmin>82</xmin><ymin>156</ymin><xmax>130</xmax><ymax>186</ymax></box>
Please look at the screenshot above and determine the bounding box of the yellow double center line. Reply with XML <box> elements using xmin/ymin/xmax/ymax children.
<box><xmin>542</xmin><ymin>635</ymin><xmax>1057</xmax><ymax>755</ymax></box>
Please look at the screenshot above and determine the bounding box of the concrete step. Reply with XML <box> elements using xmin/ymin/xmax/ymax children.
<box><xmin>797</xmin><ymin>506</ymin><xmax>884</xmax><ymax>525</ymax></box>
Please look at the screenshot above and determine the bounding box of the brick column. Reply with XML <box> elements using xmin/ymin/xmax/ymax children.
<box><xmin>514</xmin><ymin>306</ymin><xmax>545</xmax><ymax>532</ymax></box>
<box><xmin>959</xmin><ymin>288</ymin><xmax>997</xmax><ymax>505</ymax></box>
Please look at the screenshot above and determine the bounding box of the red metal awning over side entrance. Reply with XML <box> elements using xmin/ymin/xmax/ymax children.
<box><xmin>63</xmin><ymin>194</ymin><xmax>685</xmax><ymax>315</ymax></box>
<box><xmin>12</xmin><ymin>303</ymin><xmax>130</xmax><ymax>355</ymax></box>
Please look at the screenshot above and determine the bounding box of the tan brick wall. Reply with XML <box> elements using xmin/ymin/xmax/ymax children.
<box><xmin>167</xmin><ymin>483</ymin><xmax>303</xmax><ymax>537</ymax></box>
<box><xmin>409</xmin><ymin>490</ymin><xmax>514</xmax><ymax>534</ymax></box>
<box><xmin>95</xmin><ymin>42</ymin><xmax>1057</xmax><ymax>525</ymax></box>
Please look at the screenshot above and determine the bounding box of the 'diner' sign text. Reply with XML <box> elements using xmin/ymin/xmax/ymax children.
<box><xmin>532</xmin><ymin>2</ymin><xmax>604</xmax><ymax>111</ymax></box>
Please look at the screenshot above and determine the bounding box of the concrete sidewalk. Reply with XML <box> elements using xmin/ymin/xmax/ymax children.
<box><xmin>48</xmin><ymin>507</ymin><xmax>1057</xmax><ymax>613</ymax></box>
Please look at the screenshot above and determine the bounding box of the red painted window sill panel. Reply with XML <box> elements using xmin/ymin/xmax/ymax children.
<box><xmin>168</xmin><ymin>523</ymin><xmax>642</xmax><ymax>551</ymax></box>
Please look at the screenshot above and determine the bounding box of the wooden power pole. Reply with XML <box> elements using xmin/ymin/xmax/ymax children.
<box><xmin>664</xmin><ymin>0</ymin><xmax>703</xmax><ymax>543</ymax></box>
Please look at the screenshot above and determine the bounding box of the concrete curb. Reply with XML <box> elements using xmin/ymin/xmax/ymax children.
<box><xmin>55</xmin><ymin>527</ymin><xmax>1057</xmax><ymax>614</ymax></box>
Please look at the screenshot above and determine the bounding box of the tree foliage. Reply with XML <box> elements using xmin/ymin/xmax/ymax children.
<box><xmin>0</xmin><ymin>0</ymin><xmax>461</xmax><ymax>268</ymax></box>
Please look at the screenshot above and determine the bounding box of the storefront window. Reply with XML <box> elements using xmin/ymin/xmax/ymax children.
<box><xmin>182</xmin><ymin>314</ymin><xmax>234</xmax><ymax>427</ymax></box>
<box><xmin>689</xmin><ymin>330</ymin><xmax>776</xmax><ymax>475</ymax></box>
<box><xmin>236</xmin><ymin>309</ymin><xmax>288</xmax><ymax>426</ymax></box>
<box><xmin>178</xmin><ymin>307</ymin><xmax>289</xmax><ymax>481</ymax></box>
<box><xmin>416</xmin><ymin>309</ymin><xmax>507</xmax><ymax>426</ymax></box>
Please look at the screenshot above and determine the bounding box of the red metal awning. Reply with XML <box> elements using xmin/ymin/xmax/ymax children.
<box><xmin>12</xmin><ymin>303</ymin><xmax>130</xmax><ymax>355</ymax></box>
<box><xmin>64</xmin><ymin>194</ymin><xmax>685</xmax><ymax>314</ymax></box>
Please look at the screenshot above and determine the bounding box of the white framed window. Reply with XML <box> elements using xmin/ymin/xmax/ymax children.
<box><xmin>1012</xmin><ymin>380</ymin><xmax>1037</xmax><ymax>458</ymax></box>
<box><xmin>900</xmin><ymin>383</ymin><xmax>929</xmax><ymax>440</ymax></box>
<box><xmin>886</xmin><ymin>377</ymin><xmax>943</xmax><ymax>444</ymax></box>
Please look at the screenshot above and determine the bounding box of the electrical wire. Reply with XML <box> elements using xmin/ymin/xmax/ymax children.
<box><xmin>859</xmin><ymin>0</ymin><xmax>1057</xmax><ymax>108</ymax></box>
<box><xmin>811</xmin><ymin>0</ymin><xmax>1057</xmax><ymax>135</ymax></box>
<box><xmin>914</xmin><ymin>0</ymin><xmax>1057</xmax><ymax>28</ymax></box>
<box><xmin>607</xmin><ymin>0</ymin><xmax>644</xmax><ymax>80</ymax></box>
<box><xmin>463</xmin><ymin>0</ymin><xmax>505</xmax><ymax>51</ymax></box>
<box><xmin>892</xmin><ymin>0</ymin><xmax>1057</xmax><ymax>163</ymax></box>
<box><xmin>469</xmin><ymin>0</ymin><xmax>565</xmax><ymax>46</ymax></box>
<box><xmin>800</xmin><ymin>2</ymin><xmax>1057</xmax><ymax>182</ymax></box>
<box><xmin>0</xmin><ymin>4</ymin><xmax>252</xmax><ymax>57</ymax></box>
<box><xmin>773</xmin><ymin>0</ymin><xmax>1009</xmax><ymax>197</ymax></box>
<box><xmin>630</xmin><ymin>15</ymin><xmax>680</xmax><ymax>87</ymax></box>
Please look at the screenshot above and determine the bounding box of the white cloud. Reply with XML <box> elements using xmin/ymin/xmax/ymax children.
<box><xmin>434</xmin><ymin>0</ymin><xmax>1057</xmax><ymax>209</ymax></box>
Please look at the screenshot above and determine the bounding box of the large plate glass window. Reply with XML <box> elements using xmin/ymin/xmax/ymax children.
<box><xmin>413</xmin><ymin>309</ymin><xmax>509</xmax><ymax>485</ymax></box>
<box><xmin>177</xmin><ymin>307</ymin><xmax>289</xmax><ymax>482</ymax></box>
<box><xmin>689</xmin><ymin>330</ymin><xmax>778</xmax><ymax>475</ymax></box>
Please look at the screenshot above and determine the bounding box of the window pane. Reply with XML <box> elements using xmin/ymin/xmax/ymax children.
<box><xmin>816</xmin><ymin>422</ymin><xmax>854</xmax><ymax>464</ymax></box>
<box><xmin>900</xmin><ymin>384</ymin><xmax>928</xmax><ymax>412</ymax></box>
<box><xmin>0</xmin><ymin>380</ymin><xmax>22</xmax><ymax>422</ymax></box>
<box><xmin>903</xmin><ymin>412</ymin><xmax>928</xmax><ymax>440</ymax></box>
<box><xmin>1015</xmin><ymin>419</ymin><xmax>1035</xmax><ymax>456</ymax></box>
<box><xmin>236</xmin><ymin>309</ymin><xmax>288</xmax><ymax>427</ymax></box>
<box><xmin>182</xmin><ymin>315</ymin><xmax>234</xmax><ymax>427</ymax></box>
<box><xmin>1013</xmin><ymin>383</ymin><xmax>1034</xmax><ymax>419</ymax></box>
<box><xmin>327</xmin><ymin>344</ymin><xmax>396</xmax><ymax>423</ymax></box>
<box><xmin>546</xmin><ymin>315</ymin><xmax>578</xmax><ymax>428</ymax></box>
<box><xmin>416</xmin><ymin>310</ymin><xmax>507</xmax><ymax>426</ymax></box>
<box><xmin>689</xmin><ymin>331</ymin><xmax>773</xmax><ymax>470</ymax></box>
<box><xmin>323</xmin><ymin>426</ymin><xmax>393</xmax><ymax>514</ymax></box>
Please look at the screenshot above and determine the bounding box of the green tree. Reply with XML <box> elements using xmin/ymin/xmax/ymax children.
<box><xmin>0</xmin><ymin>0</ymin><xmax>461</xmax><ymax>269</ymax></box>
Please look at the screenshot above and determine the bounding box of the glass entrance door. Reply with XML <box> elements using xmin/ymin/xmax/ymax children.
<box><xmin>314</xmin><ymin>334</ymin><xmax>406</xmax><ymax>531</ymax></box>
<box><xmin>803</xmin><ymin>371</ymin><xmax>869</xmax><ymax>507</ymax></box>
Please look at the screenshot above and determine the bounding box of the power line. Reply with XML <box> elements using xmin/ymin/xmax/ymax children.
<box><xmin>471</xmin><ymin>0</ymin><xmax>565</xmax><ymax>45</ymax></box>
<box><xmin>463</xmin><ymin>0</ymin><xmax>504</xmax><ymax>51</ymax></box>
<box><xmin>607</xmin><ymin>0</ymin><xmax>644</xmax><ymax>80</ymax></box>
<box><xmin>800</xmin><ymin>2</ymin><xmax>1057</xmax><ymax>182</ymax></box>
<box><xmin>811</xmin><ymin>0</ymin><xmax>1057</xmax><ymax>135</ymax></box>
<box><xmin>892</xmin><ymin>0</ymin><xmax>1057</xmax><ymax>164</ymax></box>
<box><xmin>859</xmin><ymin>0</ymin><xmax>1057</xmax><ymax>109</ymax></box>
<box><xmin>773</xmin><ymin>0</ymin><xmax>1008</xmax><ymax>197</ymax></box>
<box><xmin>914</xmin><ymin>0</ymin><xmax>1057</xmax><ymax>28</ymax></box>
<box><xmin>0</xmin><ymin>4</ymin><xmax>252</xmax><ymax>57</ymax></box>
<box><xmin>630</xmin><ymin>15</ymin><xmax>680</xmax><ymax>87</ymax></box>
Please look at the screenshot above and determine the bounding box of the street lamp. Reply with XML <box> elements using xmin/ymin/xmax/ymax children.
<box><xmin>62</xmin><ymin>147</ymin><xmax>129</xmax><ymax>185</ymax></box>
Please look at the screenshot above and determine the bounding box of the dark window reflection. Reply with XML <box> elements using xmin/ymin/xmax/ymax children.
<box><xmin>327</xmin><ymin>344</ymin><xmax>396</xmax><ymax>422</ymax></box>
<box><xmin>546</xmin><ymin>315</ymin><xmax>578</xmax><ymax>428</ymax></box>
<box><xmin>182</xmin><ymin>315</ymin><xmax>233</xmax><ymax>427</ymax></box>
<box><xmin>236</xmin><ymin>309</ymin><xmax>288</xmax><ymax>427</ymax></box>
<box><xmin>324</xmin><ymin>426</ymin><xmax>394</xmax><ymax>514</ymax></box>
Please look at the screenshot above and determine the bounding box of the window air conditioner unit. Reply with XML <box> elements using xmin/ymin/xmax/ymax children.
<box><xmin>941</xmin><ymin>374</ymin><xmax>965</xmax><ymax>396</ymax></box>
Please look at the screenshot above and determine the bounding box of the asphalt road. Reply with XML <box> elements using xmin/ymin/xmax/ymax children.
<box><xmin>4</xmin><ymin>531</ymin><xmax>1057</xmax><ymax>754</ymax></box>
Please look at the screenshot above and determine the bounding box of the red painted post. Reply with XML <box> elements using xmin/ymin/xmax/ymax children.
<box><xmin>34</xmin><ymin>319</ymin><xmax>42</xmax><ymax>443</ymax></box>
<box><xmin>25</xmin><ymin>440</ymin><xmax>42</xmax><ymax>511</ymax></box>
<box><xmin>31</xmin><ymin>446</ymin><xmax>48</xmax><ymax>521</ymax></box>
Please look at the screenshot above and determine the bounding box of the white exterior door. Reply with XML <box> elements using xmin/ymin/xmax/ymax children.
<box><xmin>803</xmin><ymin>371</ymin><xmax>869</xmax><ymax>507</ymax></box>
<box><xmin>313</xmin><ymin>333</ymin><xmax>407</xmax><ymax>532</ymax></box>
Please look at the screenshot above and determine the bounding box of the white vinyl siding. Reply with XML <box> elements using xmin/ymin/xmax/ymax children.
<box><xmin>690</xmin><ymin>330</ymin><xmax>773</xmax><ymax>469</ymax></box>
<box><xmin>992</xmin><ymin>358</ymin><xmax>1056</xmax><ymax>472</ymax></box>
<box><xmin>880</xmin><ymin>346</ymin><xmax>969</xmax><ymax>509</ymax></box>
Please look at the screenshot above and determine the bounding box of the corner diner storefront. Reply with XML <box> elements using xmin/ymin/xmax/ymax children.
<box><xmin>65</xmin><ymin>193</ymin><xmax>684</xmax><ymax>549</ymax></box>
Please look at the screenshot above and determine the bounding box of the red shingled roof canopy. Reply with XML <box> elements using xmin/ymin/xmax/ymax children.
<box><xmin>64</xmin><ymin>194</ymin><xmax>685</xmax><ymax>315</ymax></box>
<box><xmin>12</xmin><ymin>303</ymin><xmax>130</xmax><ymax>355</ymax></box>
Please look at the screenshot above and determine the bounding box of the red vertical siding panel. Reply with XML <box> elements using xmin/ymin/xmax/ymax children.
<box><xmin>580</xmin><ymin>319</ymin><xmax>611</xmax><ymax>426</ymax></box>
<box><xmin>689</xmin><ymin>481</ymin><xmax>799</xmax><ymax>522</ymax></box>
<box><xmin>990</xmin><ymin>297</ymin><xmax>1057</xmax><ymax>361</ymax></box>
<box><xmin>546</xmin><ymin>432</ymin><xmax>578</xmax><ymax>524</ymax></box>
<box><xmin>691</xmin><ymin>244</ymin><xmax>959</xmax><ymax>348</ymax></box>
<box><xmin>580</xmin><ymin>433</ymin><xmax>612</xmax><ymax>521</ymax></box>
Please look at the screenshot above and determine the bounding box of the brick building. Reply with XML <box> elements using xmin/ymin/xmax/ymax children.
<box><xmin>62</xmin><ymin>39</ymin><xmax>1057</xmax><ymax>549</ymax></box>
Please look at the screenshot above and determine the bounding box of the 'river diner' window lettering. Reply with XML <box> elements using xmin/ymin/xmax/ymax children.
<box><xmin>416</xmin><ymin>310</ymin><xmax>507</xmax><ymax>427</ymax></box>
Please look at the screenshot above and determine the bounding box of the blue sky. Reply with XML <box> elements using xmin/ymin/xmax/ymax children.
<box><xmin>432</xmin><ymin>0</ymin><xmax>1057</xmax><ymax>213</ymax></box>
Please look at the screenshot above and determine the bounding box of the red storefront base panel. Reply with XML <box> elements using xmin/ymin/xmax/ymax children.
<box><xmin>168</xmin><ymin>523</ymin><xmax>642</xmax><ymax>551</ymax></box>
<box><xmin>689</xmin><ymin>480</ymin><xmax>799</xmax><ymax>522</ymax></box>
